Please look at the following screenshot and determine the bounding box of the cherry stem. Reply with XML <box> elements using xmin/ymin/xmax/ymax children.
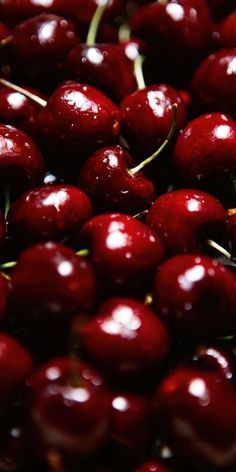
<box><xmin>86</xmin><ymin>0</ymin><xmax>109</xmax><ymax>46</ymax></box>
<box><xmin>0</xmin><ymin>78</ymin><xmax>47</xmax><ymax>107</ymax></box>
<box><xmin>46</xmin><ymin>449</ymin><xmax>67</xmax><ymax>472</ymax></box>
<box><xmin>228</xmin><ymin>208</ymin><xmax>236</xmax><ymax>217</ymax></box>
<box><xmin>144</xmin><ymin>293</ymin><xmax>153</xmax><ymax>305</ymax></box>
<box><xmin>4</xmin><ymin>185</ymin><xmax>10</xmax><ymax>219</ymax></box>
<box><xmin>0</xmin><ymin>261</ymin><xmax>17</xmax><ymax>270</ymax></box>
<box><xmin>207</xmin><ymin>239</ymin><xmax>232</xmax><ymax>260</ymax></box>
<box><xmin>134</xmin><ymin>54</ymin><xmax>146</xmax><ymax>90</ymax></box>
<box><xmin>129</xmin><ymin>103</ymin><xmax>178</xmax><ymax>175</ymax></box>
<box><xmin>0</xmin><ymin>35</ymin><xmax>12</xmax><ymax>47</ymax></box>
<box><xmin>133</xmin><ymin>209</ymin><xmax>149</xmax><ymax>219</ymax></box>
<box><xmin>76</xmin><ymin>249</ymin><xmax>89</xmax><ymax>257</ymax></box>
<box><xmin>118</xmin><ymin>22</ymin><xmax>131</xmax><ymax>42</ymax></box>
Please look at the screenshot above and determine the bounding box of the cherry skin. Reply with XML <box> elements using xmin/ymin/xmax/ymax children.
<box><xmin>190</xmin><ymin>345</ymin><xmax>235</xmax><ymax>383</ymax></box>
<box><xmin>79</xmin><ymin>145</ymin><xmax>154</xmax><ymax>214</ymax></box>
<box><xmin>7</xmin><ymin>184</ymin><xmax>92</xmax><ymax>246</ymax></box>
<box><xmin>0</xmin><ymin>271</ymin><xmax>9</xmax><ymax>324</ymax></box>
<box><xmin>80</xmin><ymin>213</ymin><xmax>164</xmax><ymax>292</ymax></box>
<box><xmin>9</xmin><ymin>242</ymin><xmax>96</xmax><ymax>323</ymax></box>
<box><xmin>80</xmin><ymin>297</ymin><xmax>169</xmax><ymax>383</ymax></box>
<box><xmin>134</xmin><ymin>462</ymin><xmax>175</xmax><ymax>472</ymax></box>
<box><xmin>145</xmin><ymin>189</ymin><xmax>226</xmax><ymax>256</ymax></box>
<box><xmin>120</xmin><ymin>84</ymin><xmax>187</xmax><ymax>153</ymax></box>
<box><xmin>0</xmin><ymin>22</ymin><xmax>9</xmax><ymax>40</ymax></box>
<box><xmin>0</xmin><ymin>124</ymin><xmax>44</xmax><ymax>191</ymax></box>
<box><xmin>64</xmin><ymin>43</ymin><xmax>137</xmax><ymax>103</ymax></box>
<box><xmin>0</xmin><ymin>0</ymin><xmax>76</xmax><ymax>25</ymax></box>
<box><xmin>228</xmin><ymin>214</ymin><xmax>236</xmax><ymax>260</ymax></box>
<box><xmin>153</xmin><ymin>254</ymin><xmax>236</xmax><ymax>338</ymax></box>
<box><xmin>70</xmin><ymin>0</ymin><xmax>125</xmax><ymax>31</ymax></box>
<box><xmin>0</xmin><ymin>333</ymin><xmax>33</xmax><ymax>401</ymax></box>
<box><xmin>8</xmin><ymin>13</ymin><xmax>79</xmax><ymax>86</ymax></box>
<box><xmin>173</xmin><ymin>113</ymin><xmax>236</xmax><ymax>185</ymax></box>
<box><xmin>219</xmin><ymin>12</ymin><xmax>236</xmax><ymax>47</ymax></box>
<box><xmin>153</xmin><ymin>367</ymin><xmax>236</xmax><ymax>467</ymax></box>
<box><xmin>31</xmin><ymin>382</ymin><xmax>111</xmax><ymax>455</ymax></box>
<box><xmin>191</xmin><ymin>49</ymin><xmax>236</xmax><ymax>118</ymax></box>
<box><xmin>38</xmin><ymin>81</ymin><xmax>121</xmax><ymax>157</ymax></box>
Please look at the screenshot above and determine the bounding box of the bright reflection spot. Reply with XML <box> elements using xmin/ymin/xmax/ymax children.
<box><xmin>58</xmin><ymin>261</ymin><xmax>73</xmax><ymax>276</ymax></box>
<box><xmin>38</xmin><ymin>21</ymin><xmax>57</xmax><ymax>44</ymax></box>
<box><xmin>214</xmin><ymin>124</ymin><xmax>232</xmax><ymax>139</ymax></box>
<box><xmin>32</xmin><ymin>0</ymin><xmax>54</xmax><ymax>6</ymax></box>
<box><xmin>10</xmin><ymin>428</ymin><xmax>21</xmax><ymax>438</ymax></box>
<box><xmin>187</xmin><ymin>198</ymin><xmax>201</xmax><ymax>212</ymax></box>
<box><xmin>178</xmin><ymin>265</ymin><xmax>205</xmax><ymax>291</ymax></box>
<box><xmin>7</xmin><ymin>93</ymin><xmax>26</xmax><ymax>109</ymax></box>
<box><xmin>43</xmin><ymin>190</ymin><xmax>68</xmax><ymax>211</ymax></box>
<box><xmin>106</xmin><ymin>231</ymin><xmax>128</xmax><ymax>249</ymax></box>
<box><xmin>227</xmin><ymin>57</ymin><xmax>236</xmax><ymax>75</ymax></box>
<box><xmin>46</xmin><ymin>367</ymin><xmax>61</xmax><ymax>381</ymax></box>
<box><xmin>147</xmin><ymin>90</ymin><xmax>166</xmax><ymax>117</ymax></box>
<box><xmin>64</xmin><ymin>388</ymin><xmax>90</xmax><ymax>403</ymax></box>
<box><xmin>166</xmin><ymin>3</ymin><xmax>184</xmax><ymax>21</ymax></box>
<box><xmin>125</xmin><ymin>43</ymin><xmax>139</xmax><ymax>61</ymax></box>
<box><xmin>66</xmin><ymin>91</ymin><xmax>98</xmax><ymax>113</ymax></box>
<box><xmin>188</xmin><ymin>379</ymin><xmax>209</xmax><ymax>406</ymax></box>
<box><xmin>86</xmin><ymin>47</ymin><xmax>104</xmax><ymax>65</ymax></box>
<box><xmin>112</xmin><ymin>396</ymin><xmax>129</xmax><ymax>412</ymax></box>
<box><xmin>107</xmin><ymin>153</ymin><xmax>118</xmax><ymax>168</ymax></box>
<box><xmin>101</xmin><ymin>306</ymin><xmax>141</xmax><ymax>338</ymax></box>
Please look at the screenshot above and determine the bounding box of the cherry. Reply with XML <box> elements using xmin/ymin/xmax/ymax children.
<box><xmin>79</xmin><ymin>145</ymin><xmax>155</xmax><ymax>213</ymax></box>
<box><xmin>190</xmin><ymin>345</ymin><xmax>235</xmax><ymax>383</ymax></box>
<box><xmin>6</xmin><ymin>13</ymin><xmax>79</xmax><ymax>87</ymax></box>
<box><xmin>0</xmin><ymin>124</ymin><xmax>44</xmax><ymax>192</ymax></box>
<box><xmin>173</xmin><ymin>113</ymin><xmax>236</xmax><ymax>185</ymax></box>
<box><xmin>80</xmin><ymin>297</ymin><xmax>169</xmax><ymax>383</ymax></box>
<box><xmin>0</xmin><ymin>333</ymin><xmax>33</xmax><ymax>401</ymax></box>
<box><xmin>134</xmin><ymin>462</ymin><xmax>174</xmax><ymax>472</ymax></box>
<box><xmin>7</xmin><ymin>184</ymin><xmax>92</xmax><ymax>246</ymax></box>
<box><xmin>9</xmin><ymin>242</ymin><xmax>96</xmax><ymax>323</ymax></box>
<box><xmin>191</xmin><ymin>49</ymin><xmax>236</xmax><ymax>118</ymax></box>
<box><xmin>80</xmin><ymin>213</ymin><xmax>164</xmax><ymax>292</ymax></box>
<box><xmin>219</xmin><ymin>12</ymin><xmax>236</xmax><ymax>48</ymax></box>
<box><xmin>145</xmin><ymin>189</ymin><xmax>227</xmax><ymax>256</ymax></box>
<box><xmin>153</xmin><ymin>367</ymin><xmax>236</xmax><ymax>467</ymax></box>
<box><xmin>0</xmin><ymin>0</ymin><xmax>76</xmax><ymax>25</ymax></box>
<box><xmin>153</xmin><ymin>254</ymin><xmax>236</xmax><ymax>338</ymax></box>
<box><xmin>38</xmin><ymin>81</ymin><xmax>121</xmax><ymax>157</ymax></box>
<box><xmin>228</xmin><ymin>213</ymin><xmax>236</xmax><ymax>260</ymax></box>
<box><xmin>70</xmin><ymin>0</ymin><xmax>126</xmax><ymax>32</ymax></box>
<box><xmin>0</xmin><ymin>22</ymin><xmax>10</xmax><ymax>41</ymax></box>
<box><xmin>31</xmin><ymin>382</ymin><xmax>111</xmax><ymax>455</ymax></box>
<box><xmin>120</xmin><ymin>84</ymin><xmax>187</xmax><ymax>153</ymax></box>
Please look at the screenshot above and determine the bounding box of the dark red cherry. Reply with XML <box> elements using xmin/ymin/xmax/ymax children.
<box><xmin>80</xmin><ymin>297</ymin><xmax>169</xmax><ymax>382</ymax></box>
<box><xmin>70</xmin><ymin>0</ymin><xmax>125</xmax><ymax>30</ymax></box>
<box><xmin>0</xmin><ymin>85</ymin><xmax>44</xmax><ymax>140</ymax></box>
<box><xmin>10</xmin><ymin>242</ymin><xmax>96</xmax><ymax>323</ymax></box>
<box><xmin>7</xmin><ymin>184</ymin><xmax>92</xmax><ymax>246</ymax></box>
<box><xmin>0</xmin><ymin>272</ymin><xmax>9</xmax><ymax>324</ymax></box>
<box><xmin>191</xmin><ymin>49</ymin><xmax>236</xmax><ymax>118</ymax></box>
<box><xmin>146</xmin><ymin>189</ymin><xmax>226</xmax><ymax>256</ymax></box>
<box><xmin>0</xmin><ymin>124</ymin><xmax>44</xmax><ymax>191</ymax></box>
<box><xmin>153</xmin><ymin>367</ymin><xmax>236</xmax><ymax>467</ymax></box>
<box><xmin>64</xmin><ymin>43</ymin><xmax>137</xmax><ymax>103</ymax></box>
<box><xmin>0</xmin><ymin>333</ymin><xmax>33</xmax><ymax>401</ymax></box>
<box><xmin>219</xmin><ymin>12</ymin><xmax>236</xmax><ymax>47</ymax></box>
<box><xmin>153</xmin><ymin>254</ymin><xmax>236</xmax><ymax>338</ymax></box>
<box><xmin>79</xmin><ymin>145</ymin><xmax>154</xmax><ymax>214</ymax></box>
<box><xmin>0</xmin><ymin>0</ymin><xmax>76</xmax><ymax>25</ymax></box>
<box><xmin>173</xmin><ymin>113</ymin><xmax>236</xmax><ymax>185</ymax></box>
<box><xmin>80</xmin><ymin>213</ymin><xmax>164</xmax><ymax>292</ymax></box>
<box><xmin>0</xmin><ymin>22</ymin><xmax>9</xmax><ymax>40</ymax></box>
<box><xmin>39</xmin><ymin>81</ymin><xmax>121</xmax><ymax>157</ymax></box>
<box><xmin>206</xmin><ymin>0</ymin><xmax>235</xmax><ymax>21</ymax></box>
<box><xmin>134</xmin><ymin>462</ymin><xmax>174</xmax><ymax>472</ymax></box>
<box><xmin>111</xmin><ymin>392</ymin><xmax>151</xmax><ymax>450</ymax></box>
<box><xmin>191</xmin><ymin>345</ymin><xmax>235</xmax><ymax>383</ymax></box>
<box><xmin>120</xmin><ymin>84</ymin><xmax>187</xmax><ymax>153</ymax></box>
<box><xmin>228</xmin><ymin>214</ymin><xmax>236</xmax><ymax>260</ymax></box>
<box><xmin>32</xmin><ymin>382</ymin><xmax>111</xmax><ymax>455</ymax></box>
<box><xmin>8</xmin><ymin>13</ymin><xmax>79</xmax><ymax>85</ymax></box>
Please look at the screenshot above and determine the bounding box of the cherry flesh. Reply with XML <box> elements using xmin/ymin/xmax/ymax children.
<box><xmin>7</xmin><ymin>184</ymin><xmax>92</xmax><ymax>246</ymax></box>
<box><xmin>80</xmin><ymin>297</ymin><xmax>170</xmax><ymax>383</ymax></box>
<box><xmin>146</xmin><ymin>189</ymin><xmax>227</xmax><ymax>256</ymax></box>
<box><xmin>153</xmin><ymin>254</ymin><xmax>236</xmax><ymax>338</ymax></box>
<box><xmin>80</xmin><ymin>213</ymin><xmax>164</xmax><ymax>292</ymax></box>
<box><xmin>79</xmin><ymin>145</ymin><xmax>154</xmax><ymax>214</ymax></box>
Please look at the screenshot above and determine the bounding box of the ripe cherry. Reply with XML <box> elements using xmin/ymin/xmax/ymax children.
<box><xmin>219</xmin><ymin>12</ymin><xmax>236</xmax><ymax>47</ymax></box>
<box><xmin>134</xmin><ymin>462</ymin><xmax>175</xmax><ymax>472</ymax></box>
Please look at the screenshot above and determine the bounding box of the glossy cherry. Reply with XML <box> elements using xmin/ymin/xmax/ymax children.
<box><xmin>153</xmin><ymin>254</ymin><xmax>236</xmax><ymax>338</ymax></box>
<box><xmin>191</xmin><ymin>49</ymin><xmax>236</xmax><ymax>118</ymax></box>
<box><xmin>153</xmin><ymin>367</ymin><xmax>236</xmax><ymax>467</ymax></box>
<box><xmin>228</xmin><ymin>214</ymin><xmax>236</xmax><ymax>260</ymax></box>
<box><xmin>79</xmin><ymin>145</ymin><xmax>154</xmax><ymax>213</ymax></box>
<box><xmin>0</xmin><ymin>0</ymin><xmax>76</xmax><ymax>25</ymax></box>
<box><xmin>146</xmin><ymin>189</ymin><xmax>227</xmax><ymax>256</ymax></box>
<box><xmin>190</xmin><ymin>345</ymin><xmax>235</xmax><ymax>383</ymax></box>
<box><xmin>134</xmin><ymin>462</ymin><xmax>175</xmax><ymax>472</ymax></box>
<box><xmin>9</xmin><ymin>242</ymin><xmax>96</xmax><ymax>323</ymax></box>
<box><xmin>80</xmin><ymin>297</ymin><xmax>169</xmax><ymax>382</ymax></box>
<box><xmin>70</xmin><ymin>0</ymin><xmax>125</xmax><ymax>31</ymax></box>
<box><xmin>0</xmin><ymin>124</ymin><xmax>44</xmax><ymax>191</ymax></box>
<box><xmin>80</xmin><ymin>213</ymin><xmax>164</xmax><ymax>292</ymax></box>
<box><xmin>173</xmin><ymin>113</ymin><xmax>236</xmax><ymax>185</ymax></box>
<box><xmin>219</xmin><ymin>12</ymin><xmax>236</xmax><ymax>47</ymax></box>
<box><xmin>120</xmin><ymin>84</ymin><xmax>187</xmax><ymax>153</ymax></box>
<box><xmin>38</xmin><ymin>81</ymin><xmax>121</xmax><ymax>157</ymax></box>
<box><xmin>0</xmin><ymin>333</ymin><xmax>33</xmax><ymax>401</ymax></box>
<box><xmin>7</xmin><ymin>184</ymin><xmax>92</xmax><ymax>246</ymax></box>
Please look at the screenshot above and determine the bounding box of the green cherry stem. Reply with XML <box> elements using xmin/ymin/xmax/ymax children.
<box><xmin>0</xmin><ymin>35</ymin><xmax>13</xmax><ymax>47</ymax></box>
<box><xmin>86</xmin><ymin>0</ymin><xmax>109</xmax><ymax>46</ymax></box>
<box><xmin>0</xmin><ymin>78</ymin><xmax>47</xmax><ymax>107</ymax></box>
<box><xmin>0</xmin><ymin>261</ymin><xmax>17</xmax><ymax>270</ymax></box>
<box><xmin>128</xmin><ymin>103</ymin><xmax>178</xmax><ymax>176</ymax></box>
<box><xmin>4</xmin><ymin>184</ymin><xmax>10</xmax><ymax>219</ymax></box>
<box><xmin>206</xmin><ymin>239</ymin><xmax>232</xmax><ymax>260</ymax></box>
<box><xmin>76</xmin><ymin>249</ymin><xmax>89</xmax><ymax>257</ymax></box>
<box><xmin>118</xmin><ymin>22</ymin><xmax>131</xmax><ymax>42</ymax></box>
<box><xmin>134</xmin><ymin>54</ymin><xmax>146</xmax><ymax>90</ymax></box>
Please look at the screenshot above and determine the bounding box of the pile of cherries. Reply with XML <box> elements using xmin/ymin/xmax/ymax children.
<box><xmin>0</xmin><ymin>0</ymin><xmax>235</xmax><ymax>471</ymax></box>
